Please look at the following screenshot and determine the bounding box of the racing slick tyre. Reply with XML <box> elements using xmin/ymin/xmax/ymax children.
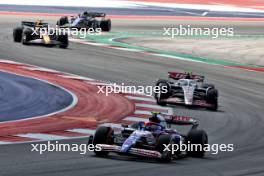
<box><xmin>22</xmin><ymin>28</ymin><xmax>32</xmax><ymax>45</ymax></box>
<box><xmin>155</xmin><ymin>79</ymin><xmax>171</xmax><ymax>106</ymax></box>
<box><xmin>93</xmin><ymin>126</ymin><xmax>114</xmax><ymax>157</ymax></box>
<box><xmin>202</xmin><ymin>83</ymin><xmax>215</xmax><ymax>89</ymax></box>
<box><xmin>100</xmin><ymin>19</ymin><xmax>111</xmax><ymax>32</ymax></box>
<box><xmin>206</xmin><ymin>88</ymin><xmax>218</xmax><ymax>111</ymax></box>
<box><xmin>13</xmin><ymin>27</ymin><xmax>23</xmax><ymax>42</ymax></box>
<box><xmin>186</xmin><ymin>129</ymin><xmax>208</xmax><ymax>158</ymax></box>
<box><xmin>57</xmin><ymin>34</ymin><xmax>69</xmax><ymax>49</ymax></box>
<box><xmin>57</xmin><ymin>16</ymin><xmax>69</xmax><ymax>26</ymax></box>
<box><xmin>156</xmin><ymin>134</ymin><xmax>175</xmax><ymax>162</ymax></box>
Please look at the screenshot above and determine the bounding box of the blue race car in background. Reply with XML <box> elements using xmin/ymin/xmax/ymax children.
<box><xmin>89</xmin><ymin>112</ymin><xmax>208</xmax><ymax>162</ymax></box>
<box><xmin>57</xmin><ymin>11</ymin><xmax>111</xmax><ymax>32</ymax></box>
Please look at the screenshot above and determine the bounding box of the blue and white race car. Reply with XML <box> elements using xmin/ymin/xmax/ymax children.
<box><xmin>89</xmin><ymin>112</ymin><xmax>208</xmax><ymax>162</ymax></box>
<box><xmin>57</xmin><ymin>11</ymin><xmax>111</xmax><ymax>32</ymax></box>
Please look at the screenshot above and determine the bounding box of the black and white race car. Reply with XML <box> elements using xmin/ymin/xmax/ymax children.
<box><xmin>57</xmin><ymin>11</ymin><xmax>111</xmax><ymax>32</ymax></box>
<box><xmin>154</xmin><ymin>72</ymin><xmax>218</xmax><ymax>111</ymax></box>
<box><xmin>13</xmin><ymin>20</ymin><xmax>69</xmax><ymax>48</ymax></box>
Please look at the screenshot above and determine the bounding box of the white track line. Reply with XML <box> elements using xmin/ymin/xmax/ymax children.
<box><xmin>59</xmin><ymin>75</ymin><xmax>94</xmax><ymax>81</ymax></box>
<box><xmin>135</xmin><ymin>103</ymin><xmax>169</xmax><ymax>110</ymax></box>
<box><xmin>125</xmin><ymin>96</ymin><xmax>155</xmax><ymax>102</ymax></box>
<box><xmin>100</xmin><ymin>123</ymin><xmax>123</xmax><ymax>129</ymax></box>
<box><xmin>124</xmin><ymin>116</ymin><xmax>148</xmax><ymax>122</ymax></box>
<box><xmin>67</xmin><ymin>128</ymin><xmax>95</xmax><ymax>135</ymax></box>
<box><xmin>16</xmin><ymin>133</ymin><xmax>70</xmax><ymax>140</ymax></box>
<box><xmin>111</xmin><ymin>47</ymin><xmax>143</xmax><ymax>52</ymax></box>
<box><xmin>134</xmin><ymin>110</ymin><xmax>152</xmax><ymax>115</ymax></box>
<box><xmin>0</xmin><ymin>141</ymin><xmax>12</xmax><ymax>145</ymax></box>
<box><xmin>0</xmin><ymin>59</ymin><xmax>24</xmax><ymax>65</ymax></box>
<box><xmin>23</xmin><ymin>66</ymin><xmax>61</xmax><ymax>73</ymax></box>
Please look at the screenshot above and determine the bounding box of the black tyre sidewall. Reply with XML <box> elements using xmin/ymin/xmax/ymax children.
<box><xmin>156</xmin><ymin>134</ymin><xmax>174</xmax><ymax>162</ymax></box>
<box><xmin>100</xmin><ymin>19</ymin><xmax>111</xmax><ymax>32</ymax></box>
<box><xmin>186</xmin><ymin>130</ymin><xmax>208</xmax><ymax>158</ymax></box>
<box><xmin>13</xmin><ymin>27</ymin><xmax>23</xmax><ymax>42</ymax></box>
<box><xmin>93</xmin><ymin>126</ymin><xmax>113</xmax><ymax>156</ymax></box>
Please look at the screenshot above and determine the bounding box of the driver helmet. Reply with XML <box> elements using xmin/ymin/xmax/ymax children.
<box><xmin>35</xmin><ymin>20</ymin><xmax>43</xmax><ymax>27</ymax></box>
<box><xmin>185</xmin><ymin>72</ymin><xmax>192</xmax><ymax>79</ymax></box>
<box><xmin>82</xmin><ymin>11</ymin><xmax>88</xmax><ymax>16</ymax></box>
<box><xmin>149</xmin><ymin>112</ymin><xmax>162</xmax><ymax>124</ymax></box>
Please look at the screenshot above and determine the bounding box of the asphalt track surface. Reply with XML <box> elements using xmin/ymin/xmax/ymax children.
<box><xmin>0</xmin><ymin>16</ymin><xmax>264</xmax><ymax>176</ymax></box>
<box><xmin>0</xmin><ymin>71</ymin><xmax>73</xmax><ymax>122</ymax></box>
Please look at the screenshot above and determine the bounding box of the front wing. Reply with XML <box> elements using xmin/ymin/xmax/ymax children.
<box><xmin>163</xmin><ymin>97</ymin><xmax>214</xmax><ymax>108</ymax></box>
<box><xmin>98</xmin><ymin>144</ymin><xmax>162</xmax><ymax>159</ymax></box>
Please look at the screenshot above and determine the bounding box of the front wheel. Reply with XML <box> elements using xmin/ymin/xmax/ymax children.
<box><xmin>13</xmin><ymin>27</ymin><xmax>23</xmax><ymax>42</ymax></box>
<box><xmin>22</xmin><ymin>28</ymin><xmax>32</xmax><ymax>45</ymax></box>
<box><xmin>92</xmin><ymin>126</ymin><xmax>114</xmax><ymax>157</ymax></box>
<box><xmin>156</xmin><ymin>134</ymin><xmax>175</xmax><ymax>162</ymax></box>
<box><xmin>186</xmin><ymin>129</ymin><xmax>208</xmax><ymax>158</ymax></box>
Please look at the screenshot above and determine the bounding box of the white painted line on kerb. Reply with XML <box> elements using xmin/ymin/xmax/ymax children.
<box><xmin>100</xmin><ymin>123</ymin><xmax>123</xmax><ymax>129</ymax></box>
<box><xmin>69</xmin><ymin>38</ymin><xmax>109</xmax><ymax>46</ymax></box>
<box><xmin>135</xmin><ymin>103</ymin><xmax>168</xmax><ymax>110</ymax></box>
<box><xmin>0</xmin><ymin>141</ymin><xmax>12</xmax><ymax>145</ymax></box>
<box><xmin>83</xmin><ymin>42</ymin><xmax>110</xmax><ymax>46</ymax></box>
<box><xmin>16</xmin><ymin>133</ymin><xmax>70</xmax><ymax>141</ymax></box>
<box><xmin>112</xmin><ymin>47</ymin><xmax>143</xmax><ymax>52</ymax></box>
<box><xmin>59</xmin><ymin>75</ymin><xmax>95</xmax><ymax>81</ymax></box>
<box><xmin>0</xmin><ymin>59</ymin><xmax>24</xmax><ymax>65</ymax></box>
<box><xmin>67</xmin><ymin>128</ymin><xmax>95</xmax><ymax>135</ymax></box>
<box><xmin>125</xmin><ymin>96</ymin><xmax>155</xmax><ymax>102</ymax></box>
<box><xmin>88</xmin><ymin>82</ymin><xmax>115</xmax><ymax>86</ymax></box>
<box><xmin>23</xmin><ymin>67</ymin><xmax>61</xmax><ymax>73</ymax></box>
<box><xmin>202</xmin><ymin>11</ymin><xmax>208</xmax><ymax>16</ymax></box>
<box><xmin>135</xmin><ymin>110</ymin><xmax>152</xmax><ymax>115</ymax></box>
<box><xmin>124</xmin><ymin>117</ymin><xmax>148</xmax><ymax>122</ymax></box>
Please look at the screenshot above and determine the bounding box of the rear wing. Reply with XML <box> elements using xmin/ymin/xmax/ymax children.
<box><xmin>84</xmin><ymin>12</ymin><xmax>106</xmax><ymax>18</ymax></box>
<box><xmin>164</xmin><ymin>115</ymin><xmax>198</xmax><ymax>129</ymax></box>
<box><xmin>168</xmin><ymin>72</ymin><xmax>204</xmax><ymax>82</ymax></box>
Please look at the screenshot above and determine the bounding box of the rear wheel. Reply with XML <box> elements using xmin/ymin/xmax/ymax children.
<box><xmin>186</xmin><ymin>129</ymin><xmax>208</xmax><ymax>158</ymax></box>
<box><xmin>156</xmin><ymin>134</ymin><xmax>174</xmax><ymax>162</ymax></box>
<box><xmin>13</xmin><ymin>27</ymin><xmax>23</xmax><ymax>42</ymax></box>
<box><xmin>155</xmin><ymin>79</ymin><xmax>171</xmax><ymax>106</ymax></box>
<box><xmin>206</xmin><ymin>88</ymin><xmax>218</xmax><ymax>111</ymax></box>
<box><xmin>57</xmin><ymin>16</ymin><xmax>69</xmax><ymax>26</ymax></box>
<box><xmin>93</xmin><ymin>126</ymin><xmax>114</xmax><ymax>157</ymax></box>
<box><xmin>100</xmin><ymin>19</ymin><xmax>111</xmax><ymax>32</ymax></box>
<box><xmin>57</xmin><ymin>34</ymin><xmax>69</xmax><ymax>48</ymax></box>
